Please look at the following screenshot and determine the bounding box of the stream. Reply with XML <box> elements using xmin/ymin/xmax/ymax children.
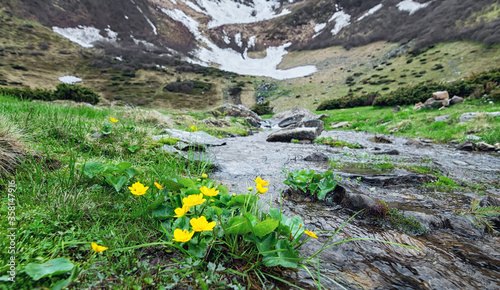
<box><xmin>208</xmin><ymin>129</ymin><xmax>500</xmax><ymax>289</ymax></box>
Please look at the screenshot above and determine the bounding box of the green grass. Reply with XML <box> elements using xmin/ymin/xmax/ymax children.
<box><xmin>318</xmin><ymin>99</ymin><xmax>500</xmax><ymax>144</ymax></box>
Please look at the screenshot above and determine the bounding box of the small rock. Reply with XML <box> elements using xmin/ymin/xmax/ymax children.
<box><xmin>405</xmin><ymin>138</ymin><xmax>426</xmax><ymax>147</ymax></box>
<box><xmin>434</xmin><ymin>115</ymin><xmax>450</xmax><ymax>122</ymax></box>
<box><xmin>304</xmin><ymin>152</ymin><xmax>329</xmax><ymax>162</ymax></box>
<box><xmin>392</xmin><ymin>105</ymin><xmax>402</xmax><ymax>113</ymax></box>
<box><xmin>432</xmin><ymin>91</ymin><xmax>449</xmax><ymax>100</ymax></box>
<box><xmin>459</xmin><ymin>112</ymin><xmax>477</xmax><ymax>122</ymax></box>
<box><xmin>331</xmin><ymin>121</ymin><xmax>350</xmax><ymax>128</ymax></box>
<box><xmin>475</xmin><ymin>142</ymin><xmax>496</xmax><ymax>151</ymax></box>
<box><xmin>371</xmin><ymin>149</ymin><xmax>399</xmax><ymax>155</ymax></box>
<box><xmin>456</xmin><ymin>141</ymin><xmax>475</xmax><ymax>151</ymax></box>
<box><xmin>424</xmin><ymin>98</ymin><xmax>444</xmax><ymax>109</ymax></box>
<box><xmin>450</xmin><ymin>96</ymin><xmax>464</xmax><ymax>105</ymax></box>
<box><xmin>371</xmin><ymin>135</ymin><xmax>392</xmax><ymax>144</ymax></box>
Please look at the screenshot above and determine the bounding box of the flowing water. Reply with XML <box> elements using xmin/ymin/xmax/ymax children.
<box><xmin>209</xmin><ymin>129</ymin><xmax>500</xmax><ymax>289</ymax></box>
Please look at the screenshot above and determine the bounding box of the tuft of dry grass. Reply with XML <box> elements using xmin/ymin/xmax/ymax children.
<box><xmin>0</xmin><ymin>116</ymin><xmax>26</xmax><ymax>176</ymax></box>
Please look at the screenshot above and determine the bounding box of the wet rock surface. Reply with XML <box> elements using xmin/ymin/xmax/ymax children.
<box><xmin>208</xmin><ymin>129</ymin><xmax>500</xmax><ymax>289</ymax></box>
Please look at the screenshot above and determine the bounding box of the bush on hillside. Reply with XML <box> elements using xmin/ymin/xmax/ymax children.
<box><xmin>0</xmin><ymin>86</ymin><xmax>55</xmax><ymax>101</ymax></box>
<box><xmin>372</xmin><ymin>82</ymin><xmax>480</xmax><ymax>107</ymax></box>
<box><xmin>54</xmin><ymin>84</ymin><xmax>100</xmax><ymax>104</ymax></box>
<box><xmin>317</xmin><ymin>92</ymin><xmax>379</xmax><ymax>111</ymax></box>
<box><xmin>251</xmin><ymin>101</ymin><xmax>274</xmax><ymax>115</ymax></box>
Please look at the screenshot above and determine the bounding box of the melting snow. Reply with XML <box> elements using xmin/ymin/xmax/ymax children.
<box><xmin>58</xmin><ymin>75</ymin><xmax>82</xmax><ymax>84</ymax></box>
<box><xmin>314</xmin><ymin>23</ymin><xmax>327</xmax><ymax>33</ymax></box>
<box><xmin>161</xmin><ymin>8</ymin><xmax>316</xmax><ymax>79</ymax></box>
<box><xmin>357</xmin><ymin>4</ymin><xmax>383</xmax><ymax>21</ymax></box>
<box><xmin>184</xmin><ymin>1</ymin><xmax>205</xmax><ymax>13</ymax></box>
<box><xmin>192</xmin><ymin>0</ymin><xmax>291</xmax><ymax>28</ymax></box>
<box><xmin>52</xmin><ymin>26</ymin><xmax>117</xmax><ymax>48</ymax></box>
<box><xmin>234</xmin><ymin>33</ymin><xmax>243</xmax><ymax>48</ymax></box>
<box><xmin>329</xmin><ymin>11</ymin><xmax>351</xmax><ymax>35</ymax></box>
<box><xmin>247</xmin><ymin>36</ymin><xmax>256</xmax><ymax>48</ymax></box>
<box><xmin>131</xmin><ymin>35</ymin><xmax>155</xmax><ymax>50</ymax></box>
<box><xmin>397</xmin><ymin>0</ymin><xmax>431</xmax><ymax>15</ymax></box>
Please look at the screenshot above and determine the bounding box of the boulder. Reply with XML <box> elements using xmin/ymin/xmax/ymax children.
<box><xmin>413</xmin><ymin>102</ymin><xmax>423</xmax><ymax>110</ymax></box>
<box><xmin>434</xmin><ymin>115</ymin><xmax>450</xmax><ymax>122</ymax></box>
<box><xmin>212</xmin><ymin>103</ymin><xmax>263</xmax><ymax>121</ymax></box>
<box><xmin>432</xmin><ymin>91</ymin><xmax>449</xmax><ymax>100</ymax></box>
<box><xmin>266</xmin><ymin>127</ymin><xmax>318</xmax><ymax>142</ymax></box>
<box><xmin>456</xmin><ymin>141</ymin><xmax>475</xmax><ymax>151</ymax></box>
<box><xmin>450</xmin><ymin>96</ymin><xmax>464</xmax><ymax>105</ymax></box>
<box><xmin>155</xmin><ymin>129</ymin><xmax>226</xmax><ymax>147</ymax></box>
<box><xmin>330</xmin><ymin>121</ymin><xmax>350</xmax><ymax>129</ymax></box>
<box><xmin>424</xmin><ymin>98</ymin><xmax>445</xmax><ymax>109</ymax></box>
<box><xmin>405</xmin><ymin>138</ymin><xmax>427</xmax><ymax>147</ymax></box>
<box><xmin>370</xmin><ymin>135</ymin><xmax>392</xmax><ymax>144</ymax></box>
<box><xmin>272</xmin><ymin>106</ymin><xmax>319</xmax><ymax>121</ymax></box>
<box><xmin>475</xmin><ymin>142</ymin><xmax>496</xmax><ymax>151</ymax></box>
<box><xmin>203</xmin><ymin>117</ymin><xmax>230</xmax><ymax>127</ymax></box>
<box><xmin>392</xmin><ymin>105</ymin><xmax>402</xmax><ymax>113</ymax></box>
<box><xmin>304</xmin><ymin>152</ymin><xmax>329</xmax><ymax>162</ymax></box>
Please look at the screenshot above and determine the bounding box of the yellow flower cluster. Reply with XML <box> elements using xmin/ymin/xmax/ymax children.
<box><xmin>172</xmin><ymin>185</ymin><xmax>219</xmax><ymax>243</ymax></box>
<box><xmin>254</xmin><ymin>176</ymin><xmax>269</xmax><ymax>194</ymax></box>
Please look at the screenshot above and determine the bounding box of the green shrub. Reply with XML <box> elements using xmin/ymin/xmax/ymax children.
<box><xmin>317</xmin><ymin>92</ymin><xmax>379</xmax><ymax>110</ymax></box>
<box><xmin>54</xmin><ymin>84</ymin><xmax>100</xmax><ymax>104</ymax></box>
<box><xmin>372</xmin><ymin>81</ymin><xmax>481</xmax><ymax>106</ymax></box>
<box><xmin>0</xmin><ymin>86</ymin><xmax>55</xmax><ymax>101</ymax></box>
<box><xmin>251</xmin><ymin>101</ymin><xmax>274</xmax><ymax>115</ymax></box>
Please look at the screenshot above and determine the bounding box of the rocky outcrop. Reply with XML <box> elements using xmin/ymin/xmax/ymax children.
<box><xmin>267</xmin><ymin>106</ymin><xmax>325</xmax><ymax>142</ymax></box>
<box><xmin>212</xmin><ymin>103</ymin><xmax>267</xmax><ymax>128</ymax></box>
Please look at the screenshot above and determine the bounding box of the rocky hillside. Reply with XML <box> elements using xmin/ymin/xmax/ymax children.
<box><xmin>9</xmin><ymin>0</ymin><xmax>500</xmax><ymax>79</ymax></box>
<box><xmin>1</xmin><ymin>0</ymin><xmax>499</xmax><ymax>111</ymax></box>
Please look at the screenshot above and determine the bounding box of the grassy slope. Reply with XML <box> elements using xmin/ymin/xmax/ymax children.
<box><xmin>275</xmin><ymin>41</ymin><xmax>500</xmax><ymax>111</ymax></box>
<box><xmin>0</xmin><ymin>95</ymin><xmax>245</xmax><ymax>288</ymax></box>
<box><xmin>318</xmin><ymin>99</ymin><xmax>500</xmax><ymax>145</ymax></box>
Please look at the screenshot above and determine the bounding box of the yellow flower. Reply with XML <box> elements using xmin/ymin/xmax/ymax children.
<box><xmin>172</xmin><ymin>229</ymin><xmax>195</xmax><ymax>243</ymax></box>
<box><xmin>190</xmin><ymin>216</ymin><xmax>216</xmax><ymax>232</ymax></box>
<box><xmin>256</xmin><ymin>183</ymin><xmax>268</xmax><ymax>194</ymax></box>
<box><xmin>183</xmin><ymin>193</ymin><xmax>206</xmax><ymax>207</ymax></box>
<box><xmin>304</xmin><ymin>230</ymin><xmax>318</xmax><ymax>239</ymax></box>
<box><xmin>201</xmin><ymin>173</ymin><xmax>208</xmax><ymax>179</ymax></box>
<box><xmin>190</xmin><ymin>125</ymin><xmax>198</xmax><ymax>132</ymax></box>
<box><xmin>174</xmin><ymin>205</ymin><xmax>191</xmax><ymax>218</ymax></box>
<box><xmin>254</xmin><ymin>176</ymin><xmax>270</xmax><ymax>186</ymax></box>
<box><xmin>128</xmin><ymin>181</ymin><xmax>149</xmax><ymax>196</ymax></box>
<box><xmin>200</xmin><ymin>186</ymin><xmax>219</xmax><ymax>197</ymax></box>
<box><xmin>91</xmin><ymin>242</ymin><xmax>108</xmax><ymax>252</ymax></box>
<box><xmin>109</xmin><ymin>117</ymin><xmax>118</xmax><ymax>123</ymax></box>
<box><xmin>154</xmin><ymin>182</ymin><xmax>164</xmax><ymax>190</ymax></box>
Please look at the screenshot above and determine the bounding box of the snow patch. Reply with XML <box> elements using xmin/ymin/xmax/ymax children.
<box><xmin>58</xmin><ymin>75</ymin><xmax>82</xmax><ymax>84</ymax></box>
<box><xmin>314</xmin><ymin>23</ymin><xmax>327</xmax><ymax>33</ymax></box>
<box><xmin>192</xmin><ymin>0</ymin><xmax>291</xmax><ymax>28</ymax></box>
<box><xmin>247</xmin><ymin>36</ymin><xmax>256</xmax><ymax>48</ymax></box>
<box><xmin>185</xmin><ymin>1</ymin><xmax>205</xmax><ymax>13</ymax></box>
<box><xmin>160</xmin><ymin>8</ymin><xmax>315</xmax><ymax>79</ymax></box>
<box><xmin>397</xmin><ymin>0</ymin><xmax>431</xmax><ymax>15</ymax></box>
<box><xmin>234</xmin><ymin>33</ymin><xmax>243</xmax><ymax>48</ymax></box>
<box><xmin>329</xmin><ymin>11</ymin><xmax>351</xmax><ymax>35</ymax></box>
<box><xmin>222</xmin><ymin>31</ymin><xmax>231</xmax><ymax>44</ymax></box>
<box><xmin>357</xmin><ymin>4</ymin><xmax>383</xmax><ymax>21</ymax></box>
<box><xmin>52</xmin><ymin>26</ymin><xmax>117</xmax><ymax>48</ymax></box>
<box><xmin>131</xmin><ymin>35</ymin><xmax>155</xmax><ymax>50</ymax></box>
